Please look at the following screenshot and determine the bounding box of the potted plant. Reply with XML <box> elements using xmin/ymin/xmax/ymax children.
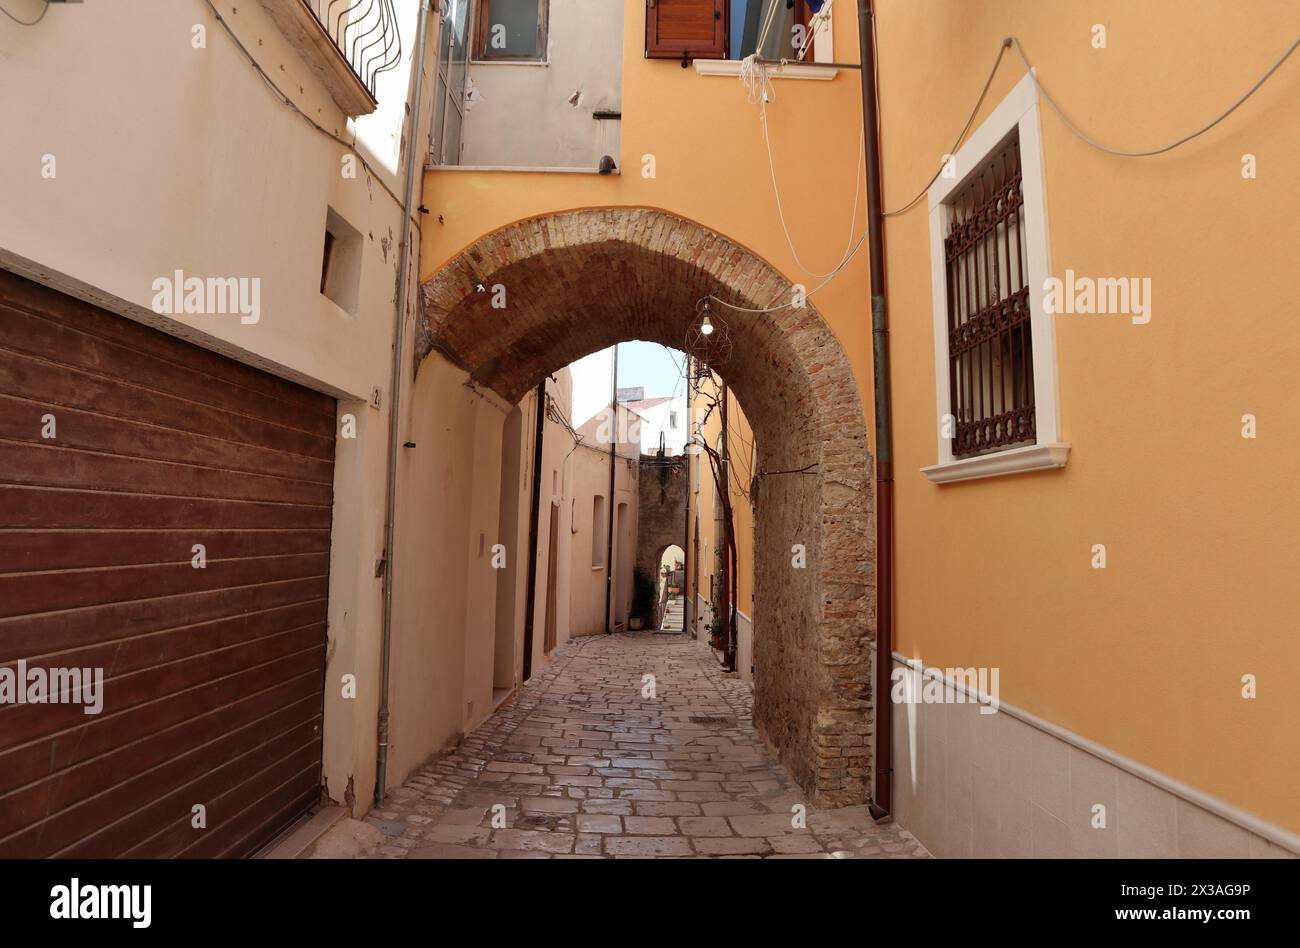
<box><xmin>707</xmin><ymin>609</ymin><xmax>726</xmax><ymax>651</ymax></box>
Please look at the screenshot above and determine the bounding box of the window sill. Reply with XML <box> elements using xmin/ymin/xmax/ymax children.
<box><xmin>425</xmin><ymin>162</ymin><xmax>619</xmax><ymax>174</ymax></box>
<box><xmin>693</xmin><ymin>60</ymin><xmax>837</xmax><ymax>81</ymax></box>
<box><xmin>921</xmin><ymin>443</ymin><xmax>1070</xmax><ymax>485</ymax></box>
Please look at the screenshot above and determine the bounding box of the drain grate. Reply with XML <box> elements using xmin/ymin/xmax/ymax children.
<box><xmin>516</xmin><ymin>814</ymin><xmax>563</xmax><ymax>831</ymax></box>
<box><xmin>689</xmin><ymin>715</ymin><xmax>736</xmax><ymax>727</ymax></box>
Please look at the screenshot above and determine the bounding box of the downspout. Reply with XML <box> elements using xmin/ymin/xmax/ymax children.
<box><xmin>603</xmin><ymin>345</ymin><xmax>619</xmax><ymax>632</ymax></box>
<box><xmin>720</xmin><ymin>381</ymin><xmax>736</xmax><ymax>673</ymax></box>
<box><xmin>858</xmin><ymin>0</ymin><xmax>895</xmax><ymax>821</ymax></box>
<box><xmin>521</xmin><ymin>382</ymin><xmax>546</xmax><ymax>681</ymax></box>
<box><xmin>682</xmin><ymin>358</ymin><xmax>692</xmax><ymax>636</ymax></box>
<box><xmin>374</xmin><ymin>0</ymin><xmax>433</xmax><ymax>808</ymax></box>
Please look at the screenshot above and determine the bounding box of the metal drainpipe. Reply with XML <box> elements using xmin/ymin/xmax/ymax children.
<box><xmin>603</xmin><ymin>345</ymin><xmax>618</xmax><ymax>633</ymax></box>
<box><xmin>858</xmin><ymin>0</ymin><xmax>895</xmax><ymax>821</ymax></box>
<box><xmin>374</xmin><ymin>0</ymin><xmax>433</xmax><ymax>808</ymax></box>
<box><xmin>720</xmin><ymin>381</ymin><xmax>736</xmax><ymax>673</ymax></box>
<box><xmin>520</xmin><ymin>382</ymin><xmax>546</xmax><ymax>682</ymax></box>
<box><xmin>682</xmin><ymin>359</ymin><xmax>692</xmax><ymax>637</ymax></box>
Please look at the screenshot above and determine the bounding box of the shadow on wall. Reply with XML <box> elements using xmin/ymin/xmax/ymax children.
<box><xmin>415</xmin><ymin>207</ymin><xmax>875</xmax><ymax>805</ymax></box>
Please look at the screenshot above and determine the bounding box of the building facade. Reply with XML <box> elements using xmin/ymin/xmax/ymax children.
<box><xmin>626</xmin><ymin>394</ymin><xmax>689</xmax><ymax>457</ymax></box>
<box><xmin>0</xmin><ymin>0</ymin><xmax>435</xmax><ymax>855</ymax></box>
<box><xmin>1</xmin><ymin>0</ymin><xmax>1296</xmax><ymax>859</ymax></box>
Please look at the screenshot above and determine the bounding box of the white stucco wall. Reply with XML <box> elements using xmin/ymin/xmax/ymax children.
<box><xmin>460</xmin><ymin>0</ymin><xmax>623</xmax><ymax>169</ymax></box>
<box><xmin>0</xmin><ymin>0</ymin><xmax>436</xmax><ymax>814</ymax></box>
<box><xmin>525</xmin><ymin>370</ymin><xmax>577</xmax><ymax>680</ymax></box>
<box><xmin>570</xmin><ymin>347</ymin><xmax>616</xmax><ymax>429</ymax></box>
<box><xmin>630</xmin><ymin>397</ymin><xmax>687</xmax><ymax>455</ymax></box>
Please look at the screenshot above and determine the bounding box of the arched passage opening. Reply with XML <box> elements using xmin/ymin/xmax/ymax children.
<box><xmin>655</xmin><ymin>543</ymin><xmax>686</xmax><ymax>633</ymax></box>
<box><xmin>417</xmin><ymin>208</ymin><xmax>873</xmax><ymax>806</ymax></box>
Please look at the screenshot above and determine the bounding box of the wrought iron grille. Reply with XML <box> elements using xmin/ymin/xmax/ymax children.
<box><xmin>944</xmin><ymin>133</ymin><xmax>1035</xmax><ymax>458</ymax></box>
<box><xmin>308</xmin><ymin>0</ymin><xmax>403</xmax><ymax>99</ymax></box>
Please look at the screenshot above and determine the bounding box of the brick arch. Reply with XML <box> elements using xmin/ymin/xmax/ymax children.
<box><xmin>417</xmin><ymin>207</ymin><xmax>874</xmax><ymax>805</ymax></box>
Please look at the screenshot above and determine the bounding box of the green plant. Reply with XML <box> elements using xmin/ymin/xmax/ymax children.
<box><xmin>631</xmin><ymin>566</ymin><xmax>657</xmax><ymax>625</ymax></box>
<box><xmin>707</xmin><ymin>611</ymin><xmax>725</xmax><ymax>649</ymax></box>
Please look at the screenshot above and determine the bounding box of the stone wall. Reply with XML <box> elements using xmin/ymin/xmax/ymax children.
<box><xmin>635</xmin><ymin>456</ymin><xmax>688</xmax><ymax>627</ymax></box>
<box><xmin>417</xmin><ymin>208</ymin><xmax>874</xmax><ymax>806</ymax></box>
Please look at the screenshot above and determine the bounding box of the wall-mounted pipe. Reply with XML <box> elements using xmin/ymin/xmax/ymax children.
<box><xmin>520</xmin><ymin>381</ymin><xmax>547</xmax><ymax>681</ymax></box>
<box><xmin>604</xmin><ymin>345</ymin><xmax>618</xmax><ymax>632</ymax></box>
<box><xmin>374</xmin><ymin>0</ymin><xmax>433</xmax><ymax>808</ymax></box>
<box><xmin>720</xmin><ymin>381</ymin><xmax>736</xmax><ymax>673</ymax></box>
<box><xmin>857</xmin><ymin>0</ymin><xmax>895</xmax><ymax>822</ymax></box>
<box><xmin>682</xmin><ymin>360</ymin><xmax>692</xmax><ymax>636</ymax></box>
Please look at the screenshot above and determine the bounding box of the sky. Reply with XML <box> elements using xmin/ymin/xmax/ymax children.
<box><xmin>615</xmin><ymin>341</ymin><xmax>688</xmax><ymax>401</ymax></box>
<box><xmin>568</xmin><ymin>341</ymin><xmax>689</xmax><ymax>429</ymax></box>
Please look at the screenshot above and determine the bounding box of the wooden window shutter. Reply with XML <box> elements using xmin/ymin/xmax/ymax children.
<box><xmin>645</xmin><ymin>0</ymin><xmax>726</xmax><ymax>61</ymax></box>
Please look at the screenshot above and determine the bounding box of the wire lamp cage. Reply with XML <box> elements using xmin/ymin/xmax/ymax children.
<box><xmin>684</xmin><ymin>299</ymin><xmax>733</xmax><ymax>382</ymax></box>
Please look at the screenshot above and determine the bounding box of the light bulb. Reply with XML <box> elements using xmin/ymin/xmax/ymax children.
<box><xmin>700</xmin><ymin>315</ymin><xmax>714</xmax><ymax>336</ymax></box>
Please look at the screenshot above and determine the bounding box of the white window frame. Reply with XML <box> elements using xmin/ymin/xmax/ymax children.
<box><xmin>920</xmin><ymin>72</ymin><xmax>1069</xmax><ymax>485</ymax></box>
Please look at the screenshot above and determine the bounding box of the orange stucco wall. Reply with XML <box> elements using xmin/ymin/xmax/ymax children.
<box><xmin>419</xmin><ymin>1</ymin><xmax>874</xmax><ymax>408</ymax></box>
<box><xmin>419</xmin><ymin>0</ymin><xmax>1300</xmax><ymax>835</ymax></box>
<box><xmin>689</xmin><ymin>376</ymin><xmax>757</xmax><ymax>676</ymax></box>
<box><xmin>877</xmin><ymin>0</ymin><xmax>1300</xmax><ymax>833</ymax></box>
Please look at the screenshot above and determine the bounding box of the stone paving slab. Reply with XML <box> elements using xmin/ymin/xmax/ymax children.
<box><xmin>348</xmin><ymin>632</ymin><xmax>930</xmax><ymax>860</ymax></box>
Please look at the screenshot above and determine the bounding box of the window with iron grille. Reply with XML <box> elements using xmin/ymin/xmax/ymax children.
<box><xmin>923</xmin><ymin>73</ymin><xmax>1067</xmax><ymax>484</ymax></box>
<box><xmin>943</xmin><ymin>131</ymin><xmax>1035</xmax><ymax>459</ymax></box>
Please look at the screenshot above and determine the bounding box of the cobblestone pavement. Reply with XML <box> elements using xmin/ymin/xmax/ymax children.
<box><xmin>356</xmin><ymin>632</ymin><xmax>931</xmax><ymax>859</ymax></box>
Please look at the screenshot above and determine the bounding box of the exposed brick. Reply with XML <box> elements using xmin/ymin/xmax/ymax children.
<box><xmin>418</xmin><ymin>208</ymin><xmax>875</xmax><ymax>806</ymax></box>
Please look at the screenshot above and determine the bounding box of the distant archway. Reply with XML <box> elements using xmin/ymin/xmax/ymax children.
<box><xmin>656</xmin><ymin>544</ymin><xmax>686</xmax><ymax>632</ymax></box>
<box><xmin>417</xmin><ymin>207</ymin><xmax>873</xmax><ymax>805</ymax></box>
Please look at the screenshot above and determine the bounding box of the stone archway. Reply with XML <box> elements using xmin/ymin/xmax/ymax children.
<box><xmin>417</xmin><ymin>207</ymin><xmax>874</xmax><ymax>805</ymax></box>
<box><xmin>635</xmin><ymin>455</ymin><xmax>688</xmax><ymax>629</ymax></box>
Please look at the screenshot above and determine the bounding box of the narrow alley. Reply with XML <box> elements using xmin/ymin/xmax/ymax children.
<box><xmin>351</xmin><ymin>633</ymin><xmax>929</xmax><ymax>859</ymax></box>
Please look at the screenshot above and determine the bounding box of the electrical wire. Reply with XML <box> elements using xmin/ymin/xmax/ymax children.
<box><xmin>726</xmin><ymin>418</ymin><xmax>754</xmax><ymax>496</ymax></box>
<box><xmin>759</xmin><ymin>94</ymin><xmax>865</xmax><ymax>278</ymax></box>
<box><xmin>727</xmin><ymin>2</ymin><xmax>867</xmax><ymax>312</ymax></box>
<box><xmin>688</xmin><ymin>371</ymin><xmax>755</xmax><ymax>500</ymax></box>
<box><xmin>662</xmin><ymin>344</ymin><xmax>688</xmax><ymax>407</ymax></box>
<box><xmin>882</xmin><ymin>38</ymin><xmax>1012</xmax><ymax>217</ymax></box>
<box><xmin>545</xmin><ymin>393</ymin><xmax>588</xmax><ymax>468</ymax></box>
<box><xmin>693</xmin><ymin>20</ymin><xmax>1300</xmax><ymax>482</ymax></box>
<box><xmin>199</xmin><ymin>0</ymin><xmax>409</xmax><ymax>213</ymax></box>
<box><xmin>668</xmin><ymin>348</ymin><xmax>755</xmax><ymax>495</ymax></box>
<box><xmin>733</xmin><ymin>24</ymin><xmax>1300</xmax><ymax>273</ymax></box>
<box><xmin>1012</xmin><ymin>35</ymin><xmax>1300</xmax><ymax>158</ymax></box>
<box><xmin>882</xmin><ymin>33</ymin><xmax>1300</xmax><ymax>217</ymax></box>
<box><xmin>1</xmin><ymin>0</ymin><xmax>47</xmax><ymax>25</ymax></box>
<box><xmin>704</xmin><ymin>230</ymin><xmax>867</xmax><ymax>315</ymax></box>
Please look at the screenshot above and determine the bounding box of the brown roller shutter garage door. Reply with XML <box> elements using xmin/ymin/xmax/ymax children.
<box><xmin>0</xmin><ymin>270</ymin><xmax>334</xmax><ymax>858</ymax></box>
